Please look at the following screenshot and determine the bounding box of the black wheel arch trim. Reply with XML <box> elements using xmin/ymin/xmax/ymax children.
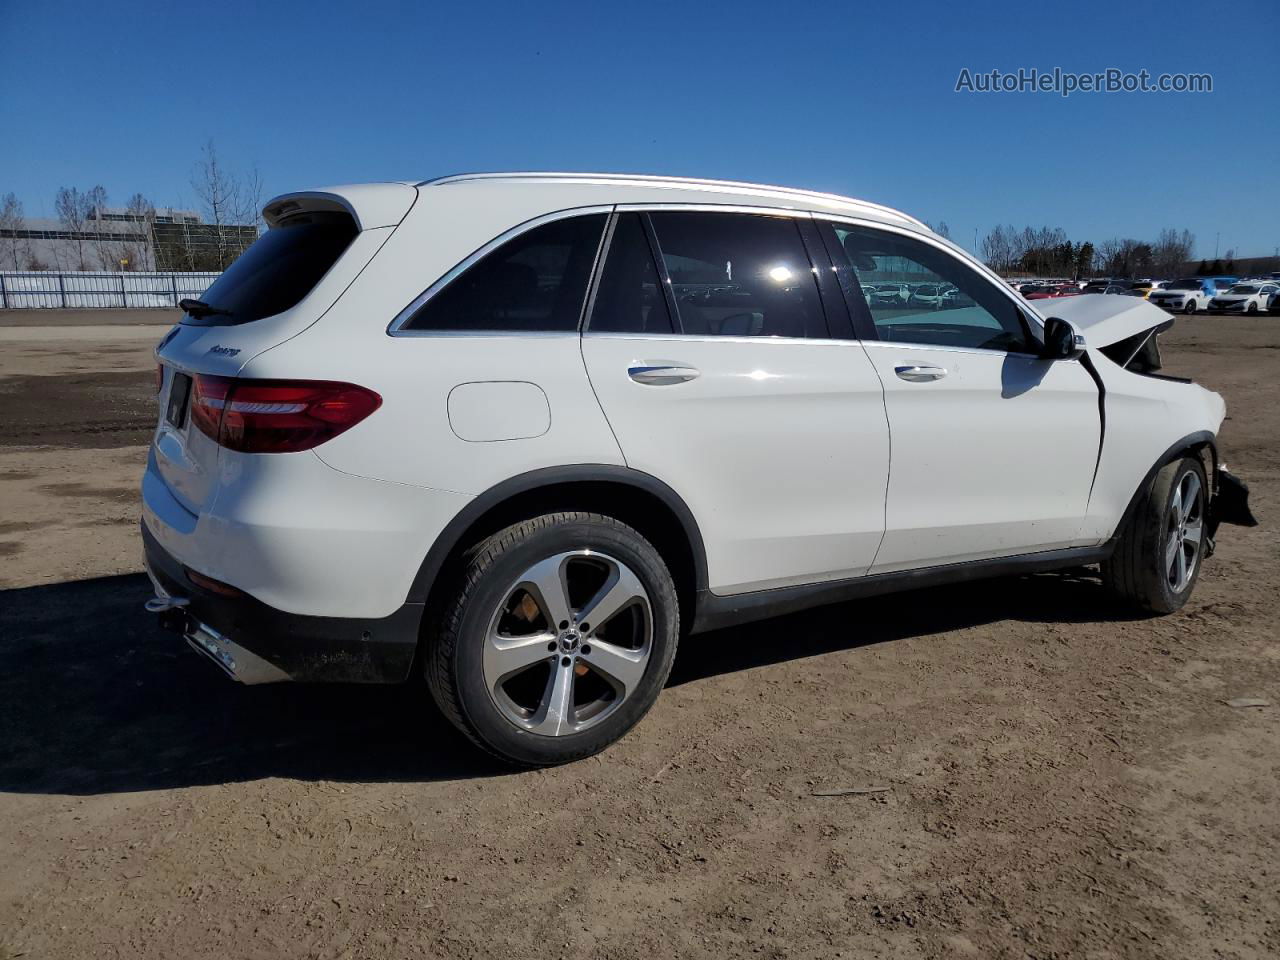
<box><xmin>405</xmin><ymin>464</ymin><xmax>709</xmax><ymax>605</ymax></box>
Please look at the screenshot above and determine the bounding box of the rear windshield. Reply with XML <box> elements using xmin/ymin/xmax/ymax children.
<box><xmin>182</xmin><ymin>212</ymin><xmax>357</xmax><ymax>326</ymax></box>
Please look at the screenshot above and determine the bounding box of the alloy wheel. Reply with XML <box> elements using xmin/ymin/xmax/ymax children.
<box><xmin>482</xmin><ymin>550</ymin><xmax>652</xmax><ymax>737</ymax></box>
<box><xmin>1165</xmin><ymin>471</ymin><xmax>1204</xmax><ymax>593</ymax></box>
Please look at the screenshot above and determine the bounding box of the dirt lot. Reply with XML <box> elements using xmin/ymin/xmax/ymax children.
<box><xmin>1</xmin><ymin>316</ymin><xmax>1276</xmax><ymax>959</ymax></box>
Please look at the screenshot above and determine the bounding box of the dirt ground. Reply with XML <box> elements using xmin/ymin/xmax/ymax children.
<box><xmin>0</xmin><ymin>316</ymin><xmax>1276</xmax><ymax>960</ymax></box>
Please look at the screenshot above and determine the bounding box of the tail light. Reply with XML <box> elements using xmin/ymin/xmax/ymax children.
<box><xmin>190</xmin><ymin>376</ymin><xmax>381</xmax><ymax>453</ymax></box>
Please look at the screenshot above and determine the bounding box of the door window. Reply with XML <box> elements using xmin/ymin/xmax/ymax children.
<box><xmin>402</xmin><ymin>214</ymin><xmax>606</xmax><ymax>332</ymax></box>
<box><xmin>826</xmin><ymin>222</ymin><xmax>1031</xmax><ymax>352</ymax></box>
<box><xmin>646</xmin><ymin>212</ymin><xmax>828</xmax><ymax>339</ymax></box>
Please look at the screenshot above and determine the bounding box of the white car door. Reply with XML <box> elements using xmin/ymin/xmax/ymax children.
<box><xmin>819</xmin><ymin>220</ymin><xmax>1101</xmax><ymax>574</ymax></box>
<box><xmin>581</xmin><ymin>210</ymin><xmax>890</xmax><ymax>596</ymax></box>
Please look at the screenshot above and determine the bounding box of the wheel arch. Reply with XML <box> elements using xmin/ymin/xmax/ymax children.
<box><xmin>407</xmin><ymin>465</ymin><xmax>708</xmax><ymax>631</ymax></box>
<box><xmin>1107</xmin><ymin>430</ymin><xmax>1217</xmax><ymax>544</ymax></box>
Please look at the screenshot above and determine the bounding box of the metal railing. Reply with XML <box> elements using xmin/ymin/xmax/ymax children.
<box><xmin>0</xmin><ymin>271</ymin><xmax>220</xmax><ymax>309</ymax></box>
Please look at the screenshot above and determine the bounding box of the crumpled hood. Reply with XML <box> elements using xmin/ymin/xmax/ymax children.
<box><xmin>1035</xmin><ymin>294</ymin><xmax>1173</xmax><ymax>347</ymax></box>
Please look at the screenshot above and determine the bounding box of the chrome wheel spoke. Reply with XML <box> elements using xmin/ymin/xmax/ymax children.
<box><xmin>485</xmin><ymin>631</ymin><xmax>555</xmax><ymax>682</ymax></box>
<box><xmin>578</xmin><ymin>563</ymin><xmax>646</xmax><ymax>631</ymax></box>
<box><xmin>1181</xmin><ymin>473</ymin><xmax>1201</xmax><ymax>519</ymax></box>
<box><xmin>1183</xmin><ymin>515</ymin><xmax>1203</xmax><ymax>547</ymax></box>
<box><xmin>1165</xmin><ymin>532</ymin><xmax>1180</xmax><ymax>572</ymax></box>
<box><xmin>520</xmin><ymin>555</ymin><xmax>574</xmax><ymax>630</ymax></box>
<box><xmin>580</xmin><ymin>637</ymin><xmax>648</xmax><ymax>695</ymax></box>
<box><xmin>527</xmin><ymin>660</ymin><xmax>576</xmax><ymax>736</ymax></box>
<box><xmin>1173</xmin><ymin>545</ymin><xmax>1189</xmax><ymax>590</ymax></box>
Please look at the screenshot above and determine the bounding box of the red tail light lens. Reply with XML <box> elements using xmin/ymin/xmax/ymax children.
<box><xmin>190</xmin><ymin>376</ymin><xmax>381</xmax><ymax>453</ymax></box>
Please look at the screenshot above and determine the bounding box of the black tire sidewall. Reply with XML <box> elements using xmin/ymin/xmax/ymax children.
<box><xmin>448</xmin><ymin>516</ymin><xmax>679</xmax><ymax>765</ymax></box>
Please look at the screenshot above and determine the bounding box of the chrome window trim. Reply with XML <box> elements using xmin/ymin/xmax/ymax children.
<box><xmin>386</xmin><ymin>204</ymin><xmax>615</xmax><ymax>337</ymax></box>
<box><xmin>581</xmin><ymin>331</ymin><xmax>869</xmax><ymax>348</ymax></box>
<box><xmin>858</xmin><ymin>338</ymin><xmax>1053</xmax><ymax>362</ymax></box>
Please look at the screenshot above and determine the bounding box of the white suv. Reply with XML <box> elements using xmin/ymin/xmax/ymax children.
<box><xmin>143</xmin><ymin>173</ymin><xmax>1255</xmax><ymax>765</ymax></box>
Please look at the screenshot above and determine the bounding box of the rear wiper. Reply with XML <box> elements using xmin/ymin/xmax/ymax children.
<box><xmin>179</xmin><ymin>298</ymin><xmax>233</xmax><ymax>318</ymax></box>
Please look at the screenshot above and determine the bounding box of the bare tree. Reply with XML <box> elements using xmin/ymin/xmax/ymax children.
<box><xmin>192</xmin><ymin>140</ymin><xmax>243</xmax><ymax>269</ymax></box>
<box><xmin>120</xmin><ymin>192</ymin><xmax>156</xmax><ymax>271</ymax></box>
<box><xmin>936</xmin><ymin>220</ymin><xmax>951</xmax><ymax>241</ymax></box>
<box><xmin>0</xmin><ymin>193</ymin><xmax>29</xmax><ymax>271</ymax></box>
<box><xmin>54</xmin><ymin>186</ymin><xmax>94</xmax><ymax>270</ymax></box>
<box><xmin>981</xmin><ymin>225</ymin><xmax>1010</xmax><ymax>273</ymax></box>
<box><xmin>1152</xmin><ymin>228</ymin><xmax>1195</xmax><ymax>277</ymax></box>
<box><xmin>236</xmin><ymin>163</ymin><xmax>266</xmax><ymax>253</ymax></box>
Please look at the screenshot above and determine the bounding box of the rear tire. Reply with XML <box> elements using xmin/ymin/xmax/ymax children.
<box><xmin>426</xmin><ymin>512</ymin><xmax>679</xmax><ymax>766</ymax></box>
<box><xmin>1101</xmin><ymin>457</ymin><xmax>1207</xmax><ymax>614</ymax></box>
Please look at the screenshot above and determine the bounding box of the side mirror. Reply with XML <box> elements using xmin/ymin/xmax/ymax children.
<box><xmin>1040</xmin><ymin>316</ymin><xmax>1084</xmax><ymax>360</ymax></box>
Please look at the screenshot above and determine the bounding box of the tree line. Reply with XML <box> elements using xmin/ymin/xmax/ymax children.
<box><xmin>979</xmin><ymin>224</ymin><xmax>1200</xmax><ymax>279</ymax></box>
<box><xmin>0</xmin><ymin>141</ymin><xmax>263</xmax><ymax>272</ymax></box>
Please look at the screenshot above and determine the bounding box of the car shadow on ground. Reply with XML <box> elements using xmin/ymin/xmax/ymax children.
<box><xmin>0</xmin><ymin>568</ymin><xmax>1146</xmax><ymax>795</ymax></box>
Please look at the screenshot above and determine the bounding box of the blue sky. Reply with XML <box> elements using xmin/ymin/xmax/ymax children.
<box><xmin>2</xmin><ymin>0</ymin><xmax>1277</xmax><ymax>258</ymax></box>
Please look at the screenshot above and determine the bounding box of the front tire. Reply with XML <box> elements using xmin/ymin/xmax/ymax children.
<box><xmin>426</xmin><ymin>512</ymin><xmax>679</xmax><ymax>766</ymax></box>
<box><xmin>1183</xmin><ymin>300</ymin><xmax>1197</xmax><ymax>315</ymax></box>
<box><xmin>1101</xmin><ymin>457</ymin><xmax>1207</xmax><ymax>614</ymax></box>
<box><xmin>1247</xmin><ymin>302</ymin><xmax>1259</xmax><ymax>315</ymax></box>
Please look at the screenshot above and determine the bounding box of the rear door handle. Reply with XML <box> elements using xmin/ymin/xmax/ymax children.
<box><xmin>894</xmin><ymin>364</ymin><xmax>947</xmax><ymax>382</ymax></box>
<box><xmin>628</xmin><ymin>363</ymin><xmax>701</xmax><ymax>386</ymax></box>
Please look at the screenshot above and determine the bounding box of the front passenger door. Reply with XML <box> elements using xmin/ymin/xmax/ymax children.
<box><xmin>820</xmin><ymin>220</ymin><xmax>1101</xmax><ymax>573</ymax></box>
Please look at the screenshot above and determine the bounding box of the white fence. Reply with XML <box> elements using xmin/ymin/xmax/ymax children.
<box><xmin>0</xmin><ymin>271</ymin><xmax>220</xmax><ymax>309</ymax></box>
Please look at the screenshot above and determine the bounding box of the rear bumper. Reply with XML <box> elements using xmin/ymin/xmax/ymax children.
<box><xmin>143</xmin><ymin>523</ymin><xmax>422</xmax><ymax>683</ymax></box>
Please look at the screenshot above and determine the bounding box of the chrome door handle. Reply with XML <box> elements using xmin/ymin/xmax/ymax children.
<box><xmin>894</xmin><ymin>364</ymin><xmax>947</xmax><ymax>382</ymax></box>
<box><xmin>628</xmin><ymin>363</ymin><xmax>701</xmax><ymax>386</ymax></box>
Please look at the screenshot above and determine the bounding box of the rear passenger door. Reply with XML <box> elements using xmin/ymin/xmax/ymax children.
<box><xmin>581</xmin><ymin>209</ymin><xmax>890</xmax><ymax>596</ymax></box>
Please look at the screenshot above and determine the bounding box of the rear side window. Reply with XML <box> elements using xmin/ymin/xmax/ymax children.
<box><xmin>185</xmin><ymin>213</ymin><xmax>357</xmax><ymax>326</ymax></box>
<box><xmin>647</xmin><ymin>212</ymin><xmax>828</xmax><ymax>338</ymax></box>
<box><xmin>403</xmin><ymin>214</ymin><xmax>607</xmax><ymax>332</ymax></box>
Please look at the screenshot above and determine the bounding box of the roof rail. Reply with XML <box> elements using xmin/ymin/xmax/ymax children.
<box><xmin>417</xmin><ymin>171</ymin><xmax>928</xmax><ymax>230</ymax></box>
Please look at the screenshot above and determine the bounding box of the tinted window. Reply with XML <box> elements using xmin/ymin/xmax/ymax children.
<box><xmin>588</xmin><ymin>213</ymin><xmax>674</xmax><ymax>334</ymax></box>
<box><xmin>647</xmin><ymin>212</ymin><xmax>827</xmax><ymax>338</ymax></box>
<box><xmin>831</xmin><ymin>223</ymin><xmax>1030</xmax><ymax>352</ymax></box>
<box><xmin>403</xmin><ymin>214</ymin><xmax>606</xmax><ymax>332</ymax></box>
<box><xmin>185</xmin><ymin>213</ymin><xmax>357</xmax><ymax>326</ymax></box>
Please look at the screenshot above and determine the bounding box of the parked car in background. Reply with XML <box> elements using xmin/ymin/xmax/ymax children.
<box><xmin>1130</xmin><ymin>280</ymin><xmax>1158</xmax><ymax>299</ymax></box>
<box><xmin>1083</xmin><ymin>282</ymin><xmax>1136</xmax><ymax>296</ymax></box>
<box><xmin>1208</xmin><ymin>282</ymin><xmax>1279</xmax><ymax>315</ymax></box>
<box><xmin>1083</xmin><ymin>279</ymin><xmax>1125</xmax><ymax>294</ymax></box>
<box><xmin>1269</xmin><ymin>288</ymin><xmax>1280</xmax><ymax>313</ymax></box>
<box><xmin>908</xmin><ymin>283</ymin><xmax>947</xmax><ymax>308</ymax></box>
<box><xmin>1149</xmin><ymin>278</ymin><xmax>1217</xmax><ymax>314</ymax></box>
<box><xmin>1023</xmin><ymin>285</ymin><xmax>1081</xmax><ymax>301</ymax></box>
<box><xmin>872</xmin><ymin>281</ymin><xmax>910</xmax><ymax>306</ymax></box>
<box><xmin>1208</xmin><ymin>276</ymin><xmax>1238</xmax><ymax>292</ymax></box>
